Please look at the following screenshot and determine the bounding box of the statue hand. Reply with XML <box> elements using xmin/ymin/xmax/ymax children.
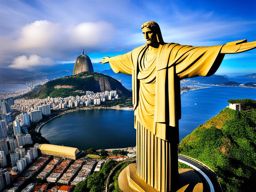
<box><xmin>100</xmin><ymin>57</ymin><xmax>110</xmax><ymax>64</ymax></box>
<box><xmin>221</xmin><ymin>39</ymin><xmax>256</xmax><ymax>54</ymax></box>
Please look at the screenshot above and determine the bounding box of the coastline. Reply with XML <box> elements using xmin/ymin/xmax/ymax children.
<box><xmin>35</xmin><ymin>84</ymin><xmax>251</xmax><ymax>134</ymax></box>
<box><xmin>36</xmin><ymin>105</ymin><xmax>133</xmax><ymax>133</ymax></box>
<box><xmin>181</xmin><ymin>86</ymin><xmax>209</xmax><ymax>94</ymax></box>
<box><xmin>32</xmin><ymin>84</ymin><xmax>256</xmax><ymax>146</ymax></box>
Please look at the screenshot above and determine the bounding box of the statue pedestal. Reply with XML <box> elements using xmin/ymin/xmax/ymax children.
<box><xmin>118</xmin><ymin>163</ymin><xmax>205</xmax><ymax>192</ymax></box>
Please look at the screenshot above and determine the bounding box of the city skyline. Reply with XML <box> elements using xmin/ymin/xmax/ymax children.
<box><xmin>0</xmin><ymin>0</ymin><xmax>255</xmax><ymax>78</ymax></box>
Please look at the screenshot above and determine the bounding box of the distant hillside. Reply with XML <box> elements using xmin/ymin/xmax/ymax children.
<box><xmin>179</xmin><ymin>102</ymin><xmax>256</xmax><ymax>191</ymax></box>
<box><xmin>101</xmin><ymin>69</ymin><xmax>132</xmax><ymax>90</ymax></box>
<box><xmin>23</xmin><ymin>72</ymin><xmax>131</xmax><ymax>99</ymax></box>
<box><xmin>241</xmin><ymin>73</ymin><xmax>256</xmax><ymax>79</ymax></box>
<box><xmin>192</xmin><ymin>75</ymin><xmax>230</xmax><ymax>84</ymax></box>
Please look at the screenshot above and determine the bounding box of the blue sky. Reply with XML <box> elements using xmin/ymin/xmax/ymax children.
<box><xmin>0</xmin><ymin>0</ymin><xmax>255</xmax><ymax>75</ymax></box>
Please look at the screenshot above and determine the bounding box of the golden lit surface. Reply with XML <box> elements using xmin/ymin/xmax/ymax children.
<box><xmin>39</xmin><ymin>144</ymin><xmax>79</xmax><ymax>160</ymax></box>
<box><xmin>102</xmin><ymin>21</ymin><xmax>256</xmax><ymax>191</ymax></box>
<box><xmin>119</xmin><ymin>164</ymin><xmax>205</xmax><ymax>192</ymax></box>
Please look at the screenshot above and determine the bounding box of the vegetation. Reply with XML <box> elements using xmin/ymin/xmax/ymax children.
<box><xmin>86</xmin><ymin>154</ymin><xmax>101</xmax><ymax>159</ymax></box>
<box><xmin>179</xmin><ymin>102</ymin><xmax>256</xmax><ymax>192</ymax></box>
<box><xmin>74</xmin><ymin>160</ymin><xmax>117</xmax><ymax>192</ymax></box>
<box><xmin>22</xmin><ymin>72</ymin><xmax>131</xmax><ymax>99</ymax></box>
<box><xmin>109</xmin><ymin>161</ymin><xmax>131</xmax><ymax>192</ymax></box>
<box><xmin>112</xmin><ymin>150</ymin><xmax>128</xmax><ymax>156</ymax></box>
<box><xmin>228</xmin><ymin>99</ymin><xmax>256</xmax><ymax>110</ymax></box>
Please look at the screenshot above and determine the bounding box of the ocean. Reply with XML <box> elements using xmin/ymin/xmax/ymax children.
<box><xmin>41</xmin><ymin>86</ymin><xmax>256</xmax><ymax>149</ymax></box>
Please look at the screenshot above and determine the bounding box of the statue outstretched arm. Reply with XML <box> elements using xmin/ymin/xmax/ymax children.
<box><xmin>100</xmin><ymin>57</ymin><xmax>110</xmax><ymax>64</ymax></box>
<box><xmin>100</xmin><ymin>53</ymin><xmax>133</xmax><ymax>75</ymax></box>
<box><xmin>221</xmin><ymin>39</ymin><xmax>256</xmax><ymax>54</ymax></box>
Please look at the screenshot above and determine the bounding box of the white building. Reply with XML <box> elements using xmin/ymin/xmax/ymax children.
<box><xmin>31</xmin><ymin>147</ymin><xmax>38</xmax><ymax>159</ymax></box>
<box><xmin>13</xmin><ymin>120</ymin><xmax>22</xmax><ymax>136</ymax></box>
<box><xmin>93</xmin><ymin>98</ymin><xmax>101</xmax><ymax>105</ymax></box>
<box><xmin>68</xmin><ymin>100</ymin><xmax>74</xmax><ymax>108</ymax></box>
<box><xmin>94</xmin><ymin>160</ymin><xmax>104</xmax><ymax>172</ymax></box>
<box><xmin>16</xmin><ymin>158</ymin><xmax>27</xmax><ymax>172</ymax></box>
<box><xmin>38</xmin><ymin>104</ymin><xmax>51</xmax><ymax>116</ymax></box>
<box><xmin>228</xmin><ymin>102</ymin><xmax>241</xmax><ymax>111</ymax></box>
<box><xmin>74</xmin><ymin>100</ymin><xmax>79</xmax><ymax>107</ymax></box>
<box><xmin>29</xmin><ymin>110</ymin><xmax>42</xmax><ymax>123</ymax></box>
<box><xmin>25</xmin><ymin>153</ymin><xmax>32</xmax><ymax>164</ymax></box>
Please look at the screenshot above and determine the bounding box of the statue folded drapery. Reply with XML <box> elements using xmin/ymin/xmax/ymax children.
<box><xmin>109</xmin><ymin>43</ymin><xmax>224</xmax><ymax>140</ymax></box>
<box><xmin>101</xmin><ymin>21</ymin><xmax>256</xmax><ymax>192</ymax></box>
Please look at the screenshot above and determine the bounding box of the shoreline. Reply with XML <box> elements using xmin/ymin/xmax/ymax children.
<box><xmin>36</xmin><ymin>105</ymin><xmax>133</xmax><ymax>133</ymax></box>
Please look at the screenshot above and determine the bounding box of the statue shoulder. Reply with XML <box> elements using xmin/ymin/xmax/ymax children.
<box><xmin>163</xmin><ymin>43</ymin><xmax>181</xmax><ymax>48</ymax></box>
<box><xmin>132</xmin><ymin>45</ymin><xmax>146</xmax><ymax>53</ymax></box>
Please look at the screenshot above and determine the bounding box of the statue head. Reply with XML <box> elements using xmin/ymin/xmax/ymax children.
<box><xmin>141</xmin><ymin>21</ymin><xmax>165</xmax><ymax>46</ymax></box>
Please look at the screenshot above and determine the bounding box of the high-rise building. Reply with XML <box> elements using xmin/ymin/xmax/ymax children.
<box><xmin>29</xmin><ymin>110</ymin><xmax>42</xmax><ymax>123</ymax></box>
<box><xmin>0</xmin><ymin>169</ymin><xmax>5</xmax><ymax>191</ymax></box>
<box><xmin>68</xmin><ymin>100</ymin><xmax>73</xmax><ymax>108</ymax></box>
<box><xmin>31</xmin><ymin>147</ymin><xmax>38</xmax><ymax>159</ymax></box>
<box><xmin>24</xmin><ymin>134</ymin><xmax>33</xmax><ymax>145</ymax></box>
<box><xmin>16</xmin><ymin>158</ymin><xmax>27</xmax><ymax>172</ymax></box>
<box><xmin>0</xmin><ymin>100</ymin><xmax>11</xmax><ymax>115</ymax></box>
<box><xmin>0</xmin><ymin>151</ymin><xmax>7</xmax><ymax>168</ymax></box>
<box><xmin>15</xmin><ymin>147</ymin><xmax>26</xmax><ymax>158</ymax></box>
<box><xmin>0</xmin><ymin>120</ymin><xmax>8</xmax><ymax>139</ymax></box>
<box><xmin>13</xmin><ymin>120</ymin><xmax>22</xmax><ymax>136</ymax></box>
<box><xmin>16</xmin><ymin>135</ymin><xmax>25</xmax><ymax>147</ymax></box>
<box><xmin>7</xmin><ymin>138</ymin><xmax>18</xmax><ymax>153</ymax></box>
<box><xmin>25</xmin><ymin>149</ymin><xmax>35</xmax><ymax>164</ymax></box>
<box><xmin>3</xmin><ymin>169</ymin><xmax>11</xmax><ymax>186</ymax></box>
<box><xmin>25</xmin><ymin>154</ymin><xmax>32</xmax><ymax>164</ymax></box>
<box><xmin>37</xmin><ymin>104</ymin><xmax>51</xmax><ymax>116</ymax></box>
<box><xmin>10</xmin><ymin>153</ymin><xmax>19</xmax><ymax>166</ymax></box>
<box><xmin>19</xmin><ymin>113</ymin><xmax>30</xmax><ymax>127</ymax></box>
<box><xmin>0</xmin><ymin>140</ymin><xmax>8</xmax><ymax>155</ymax></box>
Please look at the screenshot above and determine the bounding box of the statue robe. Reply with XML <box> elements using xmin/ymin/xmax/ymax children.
<box><xmin>109</xmin><ymin>43</ymin><xmax>224</xmax><ymax>141</ymax></box>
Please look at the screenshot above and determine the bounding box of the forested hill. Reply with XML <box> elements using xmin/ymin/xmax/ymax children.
<box><xmin>179</xmin><ymin>100</ymin><xmax>256</xmax><ymax>191</ymax></box>
<box><xmin>22</xmin><ymin>72</ymin><xmax>131</xmax><ymax>99</ymax></box>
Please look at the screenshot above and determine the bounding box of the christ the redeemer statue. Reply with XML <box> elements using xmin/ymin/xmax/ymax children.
<box><xmin>101</xmin><ymin>21</ymin><xmax>256</xmax><ymax>192</ymax></box>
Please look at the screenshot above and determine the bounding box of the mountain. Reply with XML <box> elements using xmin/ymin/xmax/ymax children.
<box><xmin>241</xmin><ymin>73</ymin><xmax>256</xmax><ymax>79</ymax></box>
<box><xmin>22</xmin><ymin>72</ymin><xmax>131</xmax><ymax>99</ymax></box>
<box><xmin>101</xmin><ymin>69</ymin><xmax>132</xmax><ymax>90</ymax></box>
<box><xmin>191</xmin><ymin>75</ymin><xmax>230</xmax><ymax>84</ymax></box>
<box><xmin>179</xmin><ymin>100</ymin><xmax>256</xmax><ymax>191</ymax></box>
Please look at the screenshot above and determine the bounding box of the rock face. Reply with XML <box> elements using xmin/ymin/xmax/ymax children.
<box><xmin>73</xmin><ymin>51</ymin><xmax>94</xmax><ymax>75</ymax></box>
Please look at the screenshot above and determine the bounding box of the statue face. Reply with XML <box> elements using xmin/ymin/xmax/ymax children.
<box><xmin>142</xmin><ymin>27</ymin><xmax>158</xmax><ymax>46</ymax></box>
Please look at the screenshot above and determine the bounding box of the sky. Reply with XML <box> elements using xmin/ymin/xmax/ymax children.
<box><xmin>0</xmin><ymin>0</ymin><xmax>255</xmax><ymax>85</ymax></box>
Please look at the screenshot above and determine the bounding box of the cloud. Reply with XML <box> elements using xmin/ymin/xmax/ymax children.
<box><xmin>70</xmin><ymin>22</ymin><xmax>115</xmax><ymax>48</ymax></box>
<box><xmin>10</xmin><ymin>54</ymin><xmax>53</xmax><ymax>69</ymax></box>
<box><xmin>0</xmin><ymin>0</ymin><xmax>255</xmax><ymax>76</ymax></box>
<box><xmin>17</xmin><ymin>20</ymin><xmax>60</xmax><ymax>50</ymax></box>
<box><xmin>130</xmin><ymin>20</ymin><xmax>256</xmax><ymax>47</ymax></box>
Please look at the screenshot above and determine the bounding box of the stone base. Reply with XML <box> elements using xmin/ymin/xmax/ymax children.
<box><xmin>118</xmin><ymin>164</ymin><xmax>205</xmax><ymax>192</ymax></box>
